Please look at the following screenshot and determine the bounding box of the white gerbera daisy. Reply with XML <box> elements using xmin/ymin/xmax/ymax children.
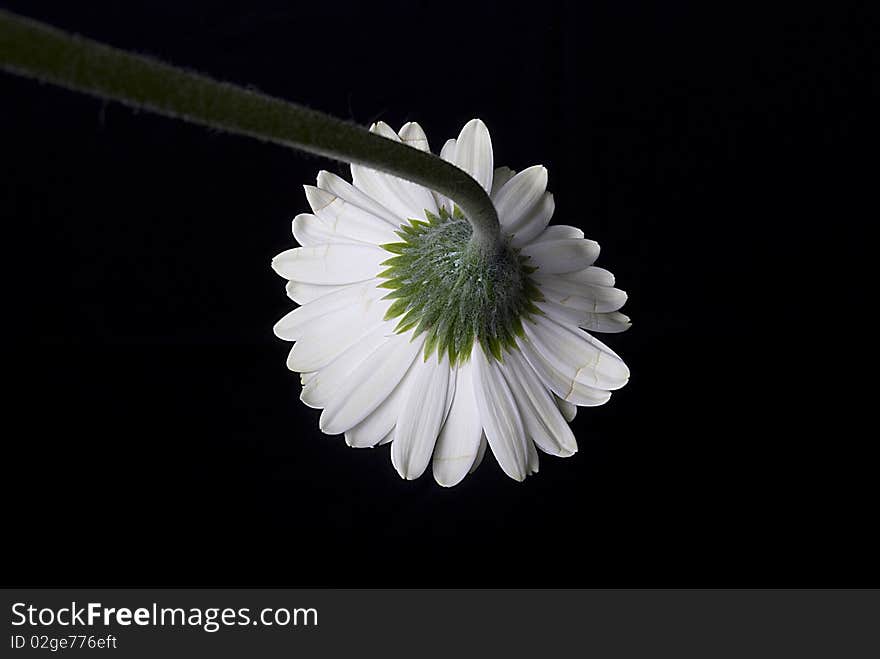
<box><xmin>272</xmin><ymin>119</ymin><xmax>630</xmax><ymax>486</ymax></box>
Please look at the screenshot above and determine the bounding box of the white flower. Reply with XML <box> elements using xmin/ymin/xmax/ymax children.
<box><xmin>272</xmin><ymin>119</ymin><xmax>630</xmax><ymax>486</ymax></box>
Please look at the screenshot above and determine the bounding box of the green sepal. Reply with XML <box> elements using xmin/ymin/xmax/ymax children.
<box><xmin>447</xmin><ymin>339</ymin><xmax>458</xmax><ymax>365</ymax></box>
<box><xmin>488</xmin><ymin>334</ymin><xmax>504</xmax><ymax>362</ymax></box>
<box><xmin>380</xmin><ymin>254</ymin><xmax>412</xmax><ymax>267</ymax></box>
<box><xmin>423</xmin><ymin>330</ymin><xmax>439</xmax><ymax>361</ymax></box>
<box><xmin>411</xmin><ymin>313</ymin><xmax>433</xmax><ymax>340</ymax></box>
<box><xmin>511</xmin><ymin>315</ymin><xmax>526</xmax><ymax>339</ymax></box>
<box><xmin>383</xmin><ymin>297</ymin><xmax>410</xmax><ymax>321</ymax></box>
<box><xmin>524</xmin><ymin>280</ymin><xmax>545</xmax><ymax>301</ymax></box>
<box><xmin>394</xmin><ymin>307</ymin><xmax>422</xmax><ymax>333</ymax></box>
<box><xmin>525</xmin><ymin>300</ymin><xmax>544</xmax><ymax>316</ymax></box>
<box><xmin>382</xmin><ymin>282</ymin><xmax>419</xmax><ymax>300</ymax></box>
<box><xmin>380</xmin><ymin>242</ymin><xmax>409</xmax><ymax>254</ymax></box>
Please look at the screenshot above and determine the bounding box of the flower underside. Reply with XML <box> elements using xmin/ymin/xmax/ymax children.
<box><xmin>379</xmin><ymin>206</ymin><xmax>543</xmax><ymax>365</ymax></box>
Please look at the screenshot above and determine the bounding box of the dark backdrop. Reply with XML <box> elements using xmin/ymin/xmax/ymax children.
<box><xmin>2</xmin><ymin>1</ymin><xmax>874</xmax><ymax>585</ymax></box>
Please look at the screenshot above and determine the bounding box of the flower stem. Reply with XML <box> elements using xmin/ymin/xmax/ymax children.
<box><xmin>0</xmin><ymin>9</ymin><xmax>502</xmax><ymax>252</ymax></box>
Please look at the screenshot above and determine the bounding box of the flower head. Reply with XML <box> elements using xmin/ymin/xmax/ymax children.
<box><xmin>272</xmin><ymin>119</ymin><xmax>630</xmax><ymax>486</ymax></box>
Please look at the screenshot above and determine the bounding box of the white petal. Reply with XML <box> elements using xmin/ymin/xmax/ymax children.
<box><xmin>536</xmin><ymin>274</ymin><xmax>628</xmax><ymax>313</ymax></box>
<box><xmin>524</xmin><ymin>315</ymin><xmax>629</xmax><ymax>391</ymax></box>
<box><xmin>493</xmin><ymin>165</ymin><xmax>548</xmax><ymax>232</ymax></box>
<box><xmin>293</xmin><ymin>210</ymin><xmax>395</xmax><ymax>248</ymax></box>
<box><xmin>291</xmin><ymin>214</ymin><xmax>327</xmax><ymax>247</ymax></box>
<box><xmin>319</xmin><ymin>333</ymin><xmax>425</xmax><ymax>434</ymax></box>
<box><xmin>271</xmin><ymin>244</ymin><xmax>384</xmax><ymax>285</ymax></box>
<box><xmin>351</xmin><ymin>124</ymin><xmax>438</xmax><ymax>222</ymax></box>
<box><xmin>285</xmin><ymin>280</ymin><xmax>356</xmax><ymax>305</ymax></box>
<box><xmin>490</xmin><ymin>166</ymin><xmax>516</xmax><ymax>198</ymax></box>
<box><xmin>536</xmin><ymin>299</ymin><xmax>586</xmax><ymax>327</ymax></box>
<box><xmin>472</xmin><ymin>348</ymin><xmax>529</xmax><ymax>481</ymax></box>
<box><xmin>345</xmin><ymin>356</ymin><xmax>420</xmax><ymax>448</ymax></box>
<box><xmin>300</xmin><ymin>324</ymin><xmax>393</xmax><ymax>409</ymax></box>
<box><xmin>521</xmin><ymin>238</ymin><xmax>600</xmax><ymax>274</ymax></box>
<box><xmin>392</xmin><ymin>353</ymin><xmax>451</xmax><ymax>480</ymax></box>
<box><xmin>398</xmin><ymin>121</ymin><xmax>430</xmax><ymax>152</ymax></box>
<box><xmin>286</xmin><ymin>294</ymin><xmax>389</xmax><ymax>372</ymax></box>
<box><xmin>432</xmin><ymin>358</ymin><xmax>482</xmax><ymax>487</ymax></box>
<box><xmin>555</xmin><ymin>266</ymin><xmax>616</xmax><ymax>287</ymax></box>
<box><xmin>528</xmin><ymin>223</ymin><xmax>583</xmax><ymax>243</ymax></box>
<box><xmin>555</xmin><ymin>396</ymin><xmax>577</xmax><ymax>422</ymax></box>
<box><xmin>517</xmin><ymin>334</ymin><xmax>612</xmax><ymax>407</ymax></box>
<box><xmin>580</xmin><ymin>311</ymin><xmax>631</xmax><ymax>333</ymax></box>
<box><xmin>350</xmin><ymin>163</ymin><xmax>439</xmax><ymax>223</ymax></box>
<box><xmin>274</xmin><ymin>280</ymin><xmax>381</xmax><ymax>341</ymax></box>
<box><xmin>541</xmin><ymin>300</ymin><xmax>630</xmax><ymax>334</ymax></box>
<box><xmin>316</xmin><ymin>170</ymin><xmax>399</xmax><ymax>226</ymax></box>
<box><xmin>304</xmin><ymin>186</ymin><xmax>400</xmax><ymax>244</ymax></box>
<box><xmin>440</xmin><ymin>138</ymin><xmax>457</xmax><ymax>162</ymax></box>
<box><xmin>371</xmin><ymin>121</ymin><xmax>399</xmax><ymax>141</ymax></box>
<box><xmin>453</xmin><ymin>118</ymin><xmax>494</xmax><ymax>193</ymax></box>
<box><xmin>509</xmin><ymin>193</ymin><xmax>555</xmax><ymax>246</ymax></box>
<box><xmin>503</xmin><ymin>350</ymin><xmax>577</xmax><ymax>457</ymax></box>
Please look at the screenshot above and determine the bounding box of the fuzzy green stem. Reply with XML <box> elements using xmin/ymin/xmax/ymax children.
<box><xmin>0</xmin><ymin>9</ymin><xmax>501</xmax><ymax>252</ymax></box>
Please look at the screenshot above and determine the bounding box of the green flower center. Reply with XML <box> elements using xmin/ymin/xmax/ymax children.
<box><xmin>378</xmin><ymin>206</ymin><xmax>543</xmax><ymax>364</ymax></box>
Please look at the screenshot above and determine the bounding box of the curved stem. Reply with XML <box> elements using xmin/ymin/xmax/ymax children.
<box><xmin>0</xmin><ymin>9</ymin><xmax>501</xmax><ymax>252</ymax></box>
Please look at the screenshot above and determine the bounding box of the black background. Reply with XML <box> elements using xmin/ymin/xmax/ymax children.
<box><xmin>2</xmin><ymin>1</ymin><xmax>874</xmax><ymax>586</ymax></box>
